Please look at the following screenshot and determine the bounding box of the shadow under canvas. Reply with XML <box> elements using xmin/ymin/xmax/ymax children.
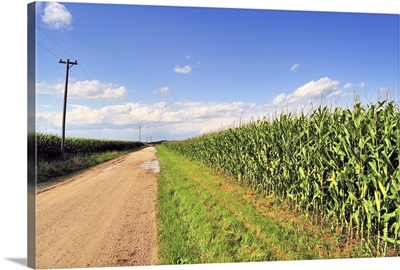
<box><xmin>6</xmin><ymin>258</ymin><xmax>27</xmax><ymax>267</ymax></box>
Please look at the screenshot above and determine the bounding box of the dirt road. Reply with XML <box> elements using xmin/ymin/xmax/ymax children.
<box><xmin>36</xmin><ymin>147</ymin><xmax>159</xmax><ymax>269</ymax></box>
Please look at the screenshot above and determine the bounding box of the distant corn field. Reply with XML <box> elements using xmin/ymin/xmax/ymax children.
<box><xmin>36</xmin><ymin>133</ymin><xmax>144</xmax><ymax>162</ymax></box>
<box><xmin>165</xmin><ymin>100</ymin><xmax>400</xmax><ymax>257</ymax></box>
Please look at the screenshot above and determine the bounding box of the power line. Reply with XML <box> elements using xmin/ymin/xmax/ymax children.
<box><xmin>78</xmin><ymin>64</ymin><xmax>94</xmax><ymax>81</ymax></box>
<box><xmin>38</xmin><ymin>27</ymin><xmax>95</xmax><ymax>82</ymax></box>
<box><xmin>37</xmin><ymin>42</ymin><xmax>96</xmax><ymax>103</ymax></box>
<box><xmin>37</xmin><ymin>43</ymin><xmax>93</xmax><ymax>95</ymax></box>
<box><xmin>38</xmin><ymin>27</ymin><xmax>77</xmax><ymax>61</ymax></box>
<box><xmin>37</xmin><ymin>42</ymin><xmax>93</xmax><ymax>91</ymax></box>
<box><xmin>36</xmin><ymin>42</ymin><xmax>95</xmax><ymax>97</ymax></box>
<box><xmin>37</xmin><ymin>42</ymin><xmax>62</xmax><ymax>60</ymax></box>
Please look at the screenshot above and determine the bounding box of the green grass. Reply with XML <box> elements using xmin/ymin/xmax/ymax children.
<box><xmin>156</xmin><ymin>144</ymin><xmax>366</xmax><ymax>265</ymax></box>
<box><xmin>35</xmin><ymin>132</ymin><xmax>146</xmax><ymax>183</ymax></box>
<box><xmin>37</xmin><ymin>148</ymin><xmax>145</xmax><ymax>183</ymax></box>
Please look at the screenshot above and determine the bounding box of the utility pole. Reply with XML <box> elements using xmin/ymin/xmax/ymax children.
<box><xmin>59</xmin><ymin>59</ymin><xmax>78</xmax><ymax>160</ymax></box>
<box><xmin>139</xmin><ymin>125</ymin><xmax>141</xmax><ymax>142</ymax></box>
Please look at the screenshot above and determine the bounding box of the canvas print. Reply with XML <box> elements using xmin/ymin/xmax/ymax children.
<box><xmin>28</xmin><ymin>1</ymin><xmax>400</xmax><ymax>269</ymax></box>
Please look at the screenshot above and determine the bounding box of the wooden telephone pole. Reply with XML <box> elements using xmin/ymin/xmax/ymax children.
<box><xmin>59</xmin><ymin>59</ymin><xmax>78</xmax><ymax>159</ymax></box>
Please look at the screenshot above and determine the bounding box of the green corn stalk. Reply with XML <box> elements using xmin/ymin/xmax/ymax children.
<box><xmin>165</xmin><ymin>100</ymin><xmax>400</xmax><ymax>254</ymax></box>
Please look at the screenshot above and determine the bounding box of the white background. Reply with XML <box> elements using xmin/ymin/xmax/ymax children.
<box><xmin>1</xmin><ymin>1</ymin><xmax>399</xmax><ymax>269</ymax></box>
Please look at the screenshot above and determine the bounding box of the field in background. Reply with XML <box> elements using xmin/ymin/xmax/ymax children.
<box><xmin>34</xmin><ymin>133</ymin><xmax>144</xmax><ymax>182</ymax></box>
<box><xmin>165</xmin><ymin>100</ymin><xmax>400</xmax><ymax>257</ymax></box>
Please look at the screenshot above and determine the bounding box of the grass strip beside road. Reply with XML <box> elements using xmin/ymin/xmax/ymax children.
<box><xmin>156</xmin><ymin>144</ymin><xmax>365</xmax><ymax>265</ymax></box>
<box><xmin>37</xmin><ymin>147</ymin><xmax>146</xmax><ymax>183</ymax></box>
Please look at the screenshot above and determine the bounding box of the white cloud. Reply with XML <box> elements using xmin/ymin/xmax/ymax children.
<box><xmin>36</xmin><ymin>76</ymin><xmax>360</xmax><ymax>141</ymax></box>
<box><xmin>359</xmin><ymin>82</ymin><xmax>367</xmax><ymax>88</ymax></box>
<box><xmin>36</xmin><ymin>101</ymin><xmax>263</xmax><ymax>139</ymax></box>
<box><xmin>272</xmin><ymin>93</ymin><xmax>286</xmax><ymax>106</ymax></box>
<box><xmin>290</xmin><ymin>63</ymin><xmax>300</xmax><ymax>72</ymax></box>
<box><xmin>36</xmin><ymin>80</ymin><xmax>127</xmax><ymax>101</ymax></box>
<box><xmin>344</xmin><ymin>83</ymin><xmax>354</xmax><ymax>89</ymax></box>
<box><xmin>272</xmin><ymin>77</ymin><xmax>342</xmax><ymax>106</ymax></box>
<box><xmin>153</xmin><ymin>86</ymin><xmax>170</xmax><ymax>95</ymax></box>
<box><xmin>174</xmin><ymin>65</ymin><xmax>192</xmax><ymax>74</ymax></box>
<box><xmin>41</xmin><ymin>2</ymin><xmax>73</xmax><ymax>31</ymax></box>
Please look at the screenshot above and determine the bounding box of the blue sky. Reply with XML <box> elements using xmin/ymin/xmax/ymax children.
<box><xmin>35</xmin><ymin>1</ymin><xmax>399</xmax><ymax>141</ymax></box>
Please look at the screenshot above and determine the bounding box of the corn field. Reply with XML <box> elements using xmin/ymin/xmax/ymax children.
<box><xmin>36</xmin><ymin>133</ymin><xmax>144</xmax><ymax>162</ymax></box>
<box><xmin>165</xmin><ymin>100</ymin><xmax>400</xmax><ymax>256</ymax></box>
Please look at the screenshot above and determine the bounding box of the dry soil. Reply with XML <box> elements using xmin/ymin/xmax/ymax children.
<box><xmin>36</xmin><ymin>147</ymin><xmax>159</xmax><ymax>269</ymax></box>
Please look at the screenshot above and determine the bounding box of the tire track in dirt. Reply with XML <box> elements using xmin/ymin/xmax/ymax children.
<box><xmin>36</xmin><ymin>147</ymin><xmax>158</xmax><ymax>269</ymax></box>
